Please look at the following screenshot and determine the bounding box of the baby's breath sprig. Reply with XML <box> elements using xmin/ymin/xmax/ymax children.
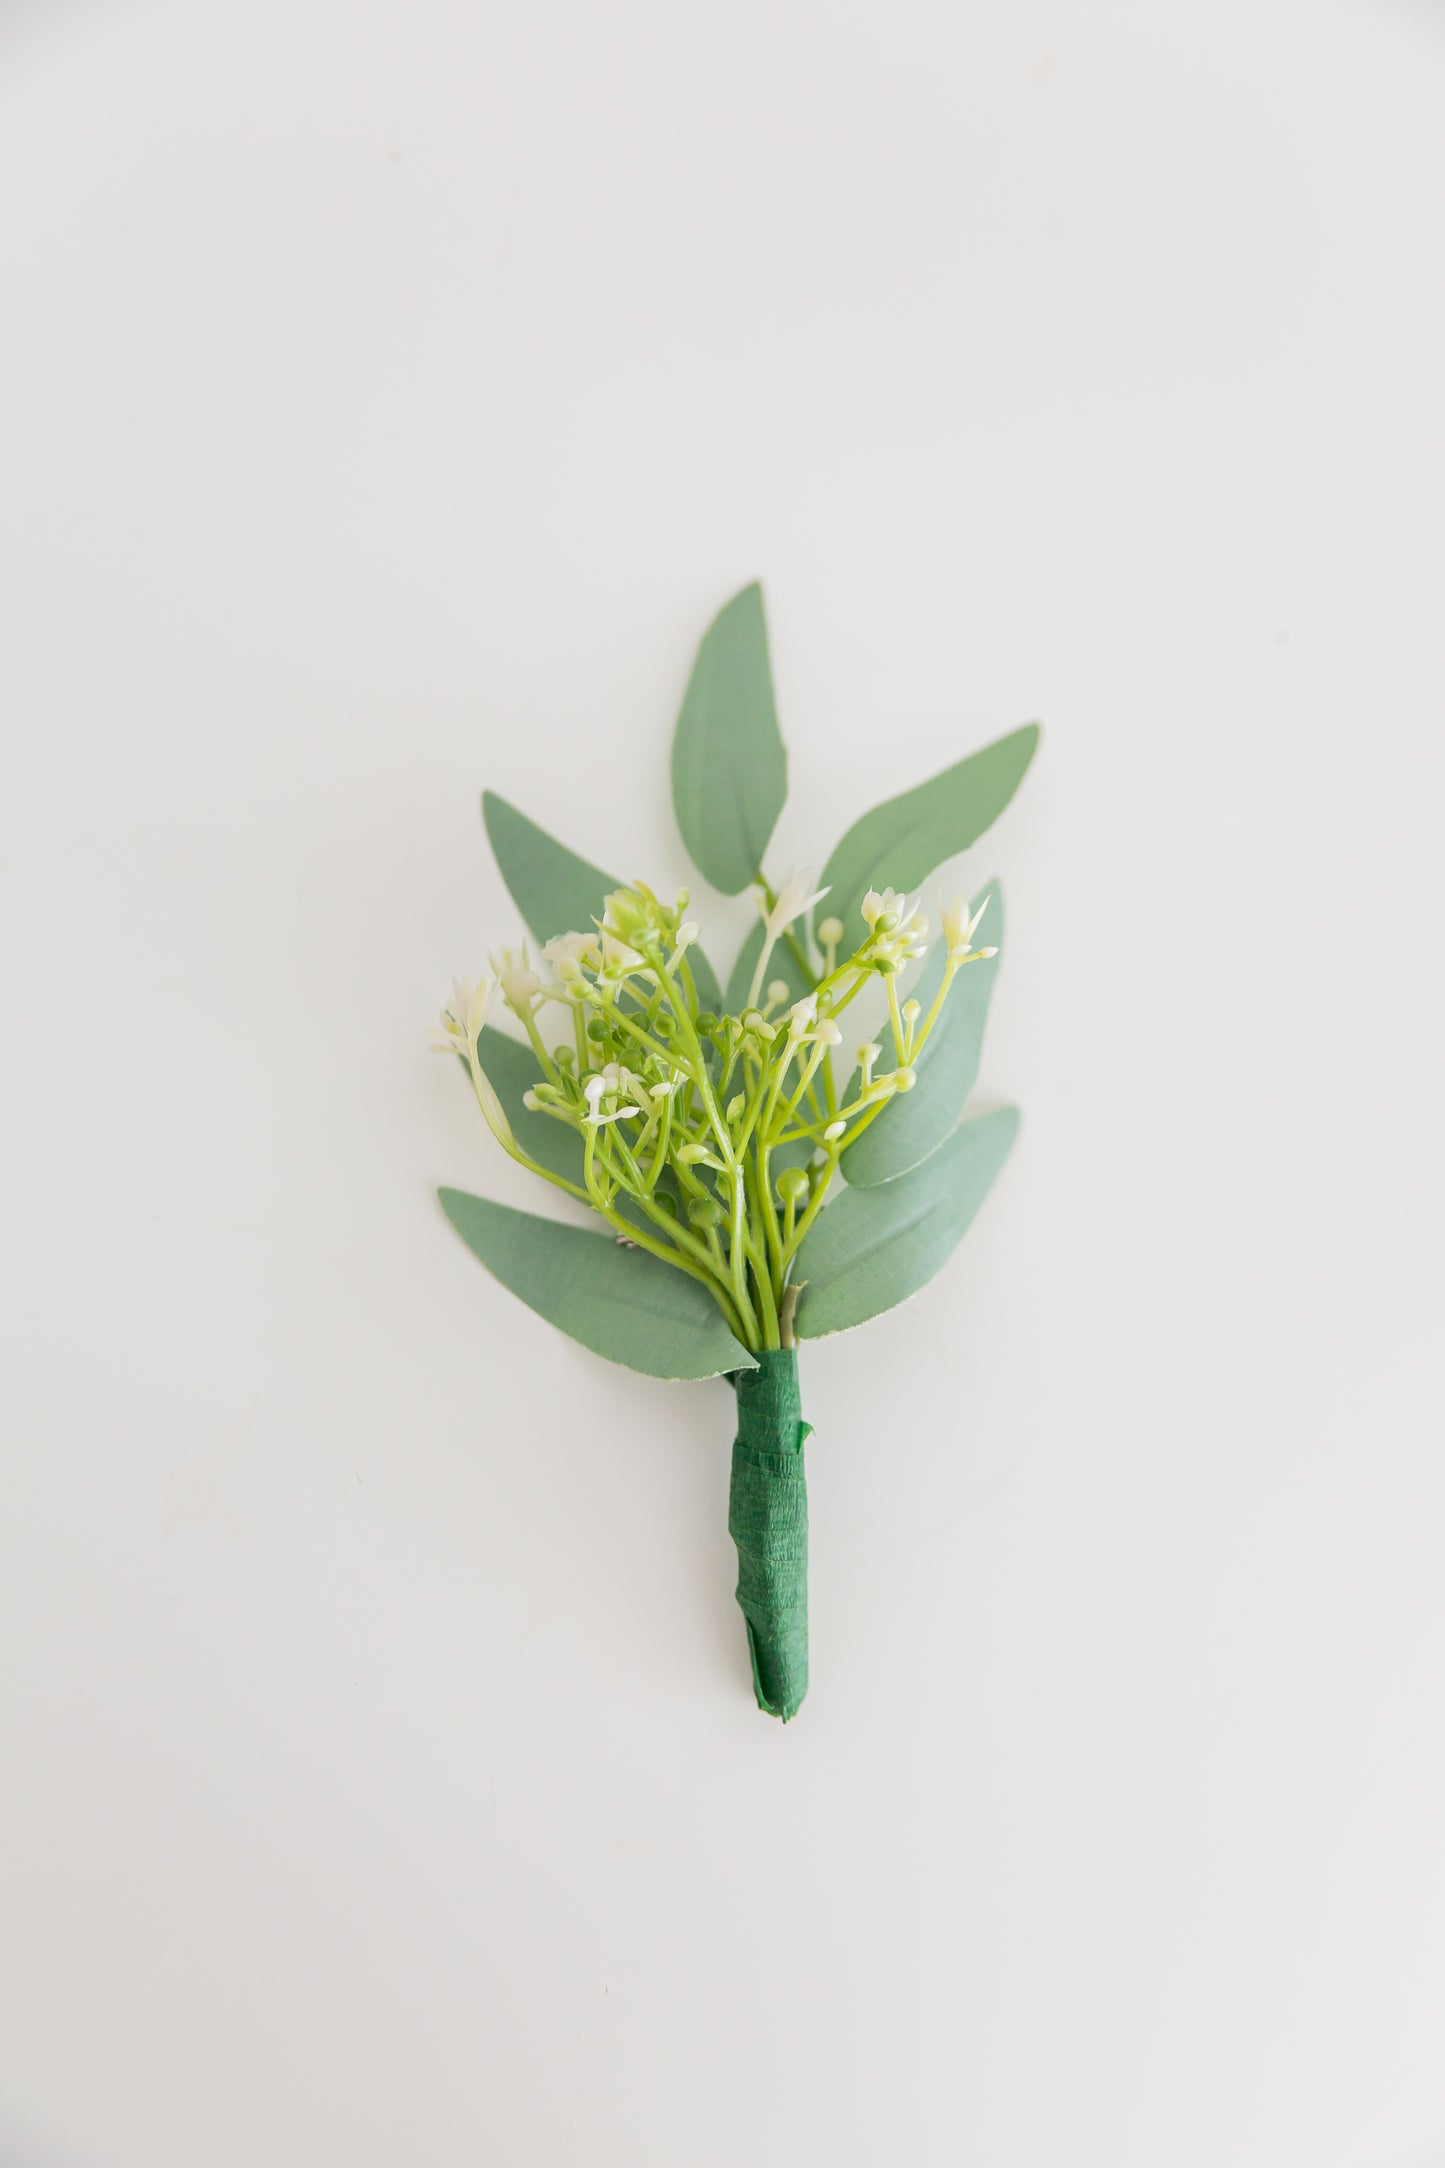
<box><xmin>436</xmin><ymin>876</ymin><xmax>996</xmax><ymax>1352</ymax></box>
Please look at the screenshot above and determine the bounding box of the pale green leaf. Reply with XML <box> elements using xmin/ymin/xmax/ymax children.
<box><xmin>842</xmin><ymin>881</ymin><xmax>1002</xmax><ymax>1187</ymax></box>
<box><xmin>671</xmin><ymin>584</ymin><xmax>787</xmax><ymax>895</ymax></box>
<box><xmin>481</xmin><ymin>789</ymin><xmax>722</xmax><ymax>1011</ymax></box>
<box><xmin>816</xmin><ymin>725</ymin><xmax>1038</xmax><ymax>944</ymax></box>
<box><xmin>483</xmin><ymin>790</ymin><xmax>615</xmax><ymax>947</ymax></box>
<box><xmin>439</xmin><ymin>1188</ymin><xmax>756</xmax><ymax>1380</ymax></box>
<box><xmin>794</xmin><ymin>1108</ymin><xmax>1019</xmax><ymax>1338</ymax></box>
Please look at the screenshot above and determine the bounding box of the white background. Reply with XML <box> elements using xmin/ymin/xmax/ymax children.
<box><xmin>2</xmin><ymin>2</ymin><xmax>1443</xmax><ymax>2162</ymax></box>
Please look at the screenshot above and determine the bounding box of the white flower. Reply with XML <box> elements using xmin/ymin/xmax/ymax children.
<box><xmin>940</xmin><ymin>892</ymin><xmax>990</xmax><ymax>957</ymax></box>
<box><xmin>489</xmin><ymin>942</ymin><xmax>541</xmax><ymax>1010</ymax></box>
<box><xmin>598</xmin><ymin>932</ymin><xmax>644</xmax><ymax>977</ymax></box>
<box><xmin>759</xmin><ymin>869</ymin><xmax>830</xmax><ymax>939</ymax></box>
<box><xmin>541</xmin><ymin>929</ymin><xmax>601</xmax><ymax>979</ymax></box>
<box><xmin>582</xmin><ymin>1075</ymin><xmax>641</xmax><ymax>1127</ymax></box>
<box><xmin>861</xmin><ymin>886</ymin><xmax>905</xmax><ymax>928</ymax></box>
<box><xmin>813</xmin><ymin>1019</ymin><xmax>843</xmax><ymax>1047</ymax></box>
<box><xmin>428</xmin><ymin>972</ymin><xmax>496</xmax><ymax>1055</ymax></box>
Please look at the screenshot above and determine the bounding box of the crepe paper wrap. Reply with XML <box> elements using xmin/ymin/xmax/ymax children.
<box><xmin>729</xmin><ymin>1350</ymin><xmax>810</xmax><ymax>1720</ymax></box>
<box><xmin>430</xmin><ymin>582</ymin><xmax>1037</xmax><ymax>1719</ymax></box>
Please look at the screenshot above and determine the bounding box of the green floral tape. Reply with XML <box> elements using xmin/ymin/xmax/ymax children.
<box><xmin>728</xmin><ymin>1349</ymin><xmax>810</xmax><ymax>1721</ymax></box>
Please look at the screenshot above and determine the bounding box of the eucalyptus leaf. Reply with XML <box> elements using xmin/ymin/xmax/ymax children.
<box><xmin>481</xmin><ymin>788</ymin><xmax>722</xmax><ymax>1011</ymax></box>
<box><xmin>816</xmin><ymin>724</ymin><xmax>1038</xmax><ymax>943</ymax></box>
<box><xmin>671</xmin><ymin>584</ymin><xmax>787</xmax><ymax>895</ymax></box>
<box><xmin>842</xmin><ymin>881</ymin><xmax>1002</xmax><ymax>1187</ymax></box>
<box><xmin>483</xmin><ymin>790</ymin><xmax>616</xmax><ymax>947</ymax></box>
<box><xmin>794</xmin><ymin>1107</ymin><xmax>1019</xmax><ymax>1339</ymax></box>
<box><xmin>439</xmin><ymin>1188</ymin><xmax>756</xmax><ymax>1380</ymax></box>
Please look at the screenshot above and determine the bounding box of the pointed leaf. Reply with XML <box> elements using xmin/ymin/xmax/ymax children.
<box><xmin>481</xmin><ymin>789</ymin><xmax>722</xmax><ymax>1011</ymax></box>
<box><xmin>439</xmin><ymin>1189</ymin><xmax>756</xmax><ymax>1380</ymax></box>
<box><xmin>483</xmin><ymin>790</ymin><xmax>616</xmax><ymax>947</ymax></box>
<box><xmin>794</xmin><ymin>1108</ymin><xmax>1019</xmax><ymax>1339</ymax></box>
<box><xmin>842</xmin><ymin>882</ymin><xmax>1003</xmax><ymax>1186</ymax></box>
<box><xmin>671</xmin><ymin>584</ymin><xmax>787</xmax><ymax>894</ymax></box>
<box><xmin>816</xmin><ymin>724</ymin><xmax>1038</xmax><ymax>943</ymax></box>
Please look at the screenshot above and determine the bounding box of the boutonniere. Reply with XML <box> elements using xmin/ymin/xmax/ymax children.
<box><xmin>433</xmin><ymin>586</ymin><xmax>1036</xmax><ymax>1719</ymax></box>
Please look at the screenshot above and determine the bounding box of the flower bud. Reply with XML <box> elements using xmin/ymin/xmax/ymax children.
<box><xmin>776</xmin><ymin>1167</ymin><xmax>810</xmax><ymax>1205</ymax></box>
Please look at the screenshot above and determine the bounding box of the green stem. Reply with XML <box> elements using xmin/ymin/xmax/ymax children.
<box><xmin>728</xmin><ymin>1348</ymin><xmax>810</xmax><ymax>1720</ymax></box>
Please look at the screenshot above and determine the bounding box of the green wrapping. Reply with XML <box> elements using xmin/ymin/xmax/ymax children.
<box><xmin>728</xmin><ymin>1348</ymin><xmax>810</xmax><ymax>1721</ymax></box>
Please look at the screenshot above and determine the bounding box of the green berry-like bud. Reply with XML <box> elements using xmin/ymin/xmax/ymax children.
<box><xmin>687</xmin><ymin>1195</ymin><xmax>725</xmax><ymax>1229</ymax></box>
<box><xmin>776</xmin><ymin>1167</ymin><xmax>810</xmax><ymax>1205</ymax></box>
<box><xmin>894</xmin><ymin>1066</ymin><xmax>917</xmax><ymax>1092</ymax></box>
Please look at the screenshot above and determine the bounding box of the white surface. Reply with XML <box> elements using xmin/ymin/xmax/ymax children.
<box><xmin>2</xmin><ymin>2</ymin><xmax>1443</xmax><ymax>2162</ymax></box>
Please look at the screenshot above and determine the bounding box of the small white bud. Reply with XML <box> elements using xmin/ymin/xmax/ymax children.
<box><xmin>817</xmin><ymin>915</ymin><xmax>844</xmax><ymax>948</ymax></box>
<box><xmin>823</xmin><ymin>1120</ymin><xmax>846</xmax><ymax>1143</ymax></box>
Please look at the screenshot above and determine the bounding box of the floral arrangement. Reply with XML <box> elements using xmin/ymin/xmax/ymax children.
<box><xmin>433</xmin><ymin>586</ymin><xmax>1037</xmax><ymax>1720</ymax></box>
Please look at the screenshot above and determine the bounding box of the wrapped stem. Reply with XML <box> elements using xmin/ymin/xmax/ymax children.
<box><xmin>728</xmin><ymin>1348</ymin><xmax>810</xmax><ymax>1721</ymax></box>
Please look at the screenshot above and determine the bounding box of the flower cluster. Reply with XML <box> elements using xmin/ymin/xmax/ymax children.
<box><xmin>433</xmin><ymin>877</ymin><xmax>996</xmax><ymax>1350</ymax></box>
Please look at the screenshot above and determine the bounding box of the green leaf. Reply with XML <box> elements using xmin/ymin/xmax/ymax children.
<box><xmin>481</xmin><ymin>788</ymin><xmax>722</xmax><ymax>1012</ymax></box>
<box><xmin>439</xmin><ymin>1188</ymin><xmax>757</xmax><ymax>1380</ymax></box>
<box><xmin>671</xmin><ymin>583</ymin><xmax>787</xmax><ymax>895</ymax></box>
<box><xmin>483</xmin><ymin>790</ymin><xmax>616</xmax><ymax>947</ymax></box>
<box><xmin>816</xmin><ymin>724</ymin><xmax>1038</xmax><ymax>944</ymax></box>
<box><xmin>722</xmin><ymin>918</ymin><xmax>816</xmax><ymax>1017</ymax></box>
<box><xmin>794</xmin><ymin>1107</ymin><xmax>1019</xmax><ymax>1339</ymax></box>
<box><xmin>841</xmin><ymin>881</ymin><xmax>1002</xmax><ymax>1187</ymax></box>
